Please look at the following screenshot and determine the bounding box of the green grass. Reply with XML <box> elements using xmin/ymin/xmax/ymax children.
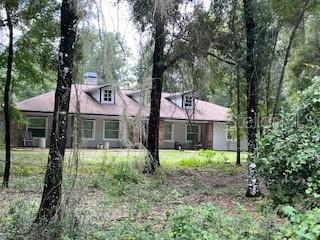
<box><xmin>0</xmin><ymin>148</ymin><xmax>247</xmax><ymax>177</ymax></box>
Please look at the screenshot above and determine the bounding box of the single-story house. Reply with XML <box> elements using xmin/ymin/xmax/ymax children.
<box><xmin>13</xmin><ymin>74</ymin><xmax>248</xmax><ymax>151</ymax></box>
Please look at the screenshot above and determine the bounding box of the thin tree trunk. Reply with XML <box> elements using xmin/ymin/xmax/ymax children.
<box><xmin>272</xmin><ymin>1</ymin><xmax>309</xmax><ymax>123</ymax></box>
<box><xmin>35</xmin><ymin>0</ymin><xmax>77</xmax><ymax>224</ymax></box>
<box><xmin>243</xmin><ymin>0</ymin><xmax>261</xmax><ymax>197</ymax></box>
<box><xmin>2</xmin><ymin>9</ymin><xmax>13</xmax><ymax>188</ymax></box>
<box><xmin>236</xmin><ymin>68</ymin><xmax>241</xmax><ymax>166</ymax></box>
<box><xmin>230</xmin><ymin>0</ymin><xmax>241</xmax><ymax>166</ymax></box>
<box><xmin>265</xmin><ymin>28</ymin><xmax>279</xmax><ymax>118</ymax></box>
<box><xmin>145</xmin><ymin>11</ymin><xmax>166</xmax><ymax>174</ymax></box>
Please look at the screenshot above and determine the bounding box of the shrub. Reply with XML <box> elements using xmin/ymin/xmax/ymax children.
<box><xmin>256</xmin><ymin>78</ymin><xmax>320</xmax><ymax>206</ymax></box>
<box><xmin>199</xmin><ymin>149</ymin><xmax>216</xmax><ymax>161</ymax></box>
<box><xmin>110</xmin><ymin>161</ymin><xmax>141</xmax><ymax>184</ymax></box>
<box><xmin>275</xmin><ymin>206</ymin><xmax>320</xmax><ymax>240</ymax></box>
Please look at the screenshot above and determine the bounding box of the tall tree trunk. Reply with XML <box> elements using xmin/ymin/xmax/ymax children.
<box><xmin>236</xmin><ymin>68</ymin><xmax>241</xmax><ymax>166</ymax></box>
<box><xmin>230</xmin><ymin>0</ymin><xmax>241</xmax><ymax>166</ymax></box>
<box><xmin>2</xmin><ymin>9</ymin><xmax>13</xmax><ymax>188</ymax></box>
<box><xmin>145</xmin><ymin>11</ymin><xmax>166</xmax><ymax>174</ymax></box>
<box><xmin>243</xmin><ymin>0</ymin><xmax>261</xmax><ymax>197</ymax></box>
<box><xmin>35</xmin><ymin>0</ymin><xmax>77</xmax><ymax>224</ymax></box>
<box><xmin>271</xmin><ymin>1</ymin><xmax>309</xmax><ymax>123</ymax></box>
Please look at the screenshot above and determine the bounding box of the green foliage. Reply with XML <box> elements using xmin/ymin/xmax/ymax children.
<box><xmin>0</xmin><ymin>0</ymin><xmax>59</xmax><ymax>101</ymax></box>
<box><xmin>0</xmin><ymin>200</ymin><xmax>38</xmax><ymax>240</ymax></box>
<box><xmin>256</xmin><ymin>78</ymin><xmax>320</xmax><ymax>206</ymax></box>
<box><xmin>175</xmin><ymin>150</ymin><xmax>241</xmax><ymax>176</ymax></box>
<box><xmin>275</xmin><ymin>207</ymin><xmax>320</xmax><ymax>239</ymax></box>
<box><xmin>75</xmin><ymin>27</ymin><xmax>132</xmax><ymax>87</ymax></box>
<box><xmin>96</xmin><ymin>203</ymin><xmax>275</xmax><ymax>240</ymax></box>
<box><xmin>199</xmin><ymin>148</ymin><xmax>216</xmax><ymax>160</ymax></box>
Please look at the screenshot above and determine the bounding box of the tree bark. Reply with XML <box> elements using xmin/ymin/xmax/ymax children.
<box><xmin>265</xmin><ymin>28</ymin><xmax>279</xmax><ymax>118</ymax></box>
<box><xmin>271</xmin><ymin>1</ymin><xmax>309</xmax><ymax>123</ymax></box>
<box><xmin>2</xmin><ymin>9</ymin><xmax>13</xmax><ymax>188</ymax></box>
<box><xmin>243</xmin><ymin>0</ymin><xmax>261</xmax><ymax>197</ymax></box>
<box><xmin>145</xmin><ymin>11</ymin><xmax>166</xmax><ymax>174</ymax></box>
<box><xmin>236</xmin><ymin>68</ymin><xmax>241</xmax><ymax>166</ymax></box>
<box><xmin>35</xmin><ymin>0</ymin><xmax>77</xmax><ymax>224</ymax></box>
<box><xmin>230</xmin><ymin>0</ymin><xmax>241</xmax><ymax>166</ymax></box>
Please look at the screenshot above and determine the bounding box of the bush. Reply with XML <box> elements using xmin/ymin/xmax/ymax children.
<box><xmin>275</xmin><ymin>206</ymin><xmax>320</xmax><ymax>240</ymax></box>
<box><xmin>256</xmin><ymin>78</ymin><xmax>320</xmax><ymax>206</ymax></box>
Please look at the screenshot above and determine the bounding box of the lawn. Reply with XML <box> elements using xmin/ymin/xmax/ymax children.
<box><xmin>0</xmin><ymin>148</ymin><xmax>276</xmax><ymax>239</ymax></box>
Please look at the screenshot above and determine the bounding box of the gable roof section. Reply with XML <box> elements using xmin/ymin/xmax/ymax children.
<box><xmin>16</xmin><ymin>84</ymin><xmax>229</xmax><ymax>122</ymax></box>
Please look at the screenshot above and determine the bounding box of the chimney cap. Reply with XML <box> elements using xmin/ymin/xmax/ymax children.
<box><xmin>84</xmin><ymin>72</ymin><xmax>98</xmax><ymax>85</ymax></box>
<box><xmin>84</xmin><ymin>72</ymin><xmax>98</xmax><ymax>78</ymax></box>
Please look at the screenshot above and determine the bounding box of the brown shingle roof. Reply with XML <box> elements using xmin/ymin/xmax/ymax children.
<box><xmin>16</xmin><ymin>84</ymin><xmax>228</xmax><ymax>122</ymax></box>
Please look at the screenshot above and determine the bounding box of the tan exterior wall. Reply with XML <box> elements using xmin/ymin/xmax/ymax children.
<box><xmin>14</xmin><ymin>111</ymin><xmax>248</xmax><ymax>151</ymax></box>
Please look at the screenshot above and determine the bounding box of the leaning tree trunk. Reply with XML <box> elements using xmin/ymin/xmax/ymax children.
<box><xmin>271</xmin><ymin>1</ymin><xmax>309</xmax><ymax>123</ymax></box>
<box><xmin>243</xmin><ymin>0</ymin><xmax>261</xmax><ymax>197</ymax></box>
<box><xmin>2</xmin><ymin>9</ymin><xmax>13</xmax><ymax>188</ymax></box>
<box><xmin>35</xmin><ymin>0</ymin><xmax>77</xmax><ymax>224</ymax></box>
<box><xmin>145</xmin><ymin>11</ymin><xmax>166</xmax><ymax>174</ymax></box>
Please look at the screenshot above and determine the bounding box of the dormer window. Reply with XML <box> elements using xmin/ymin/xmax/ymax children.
<box><xmin>184</xmin><ymin>95</ymin><xmax>193</xmax><ymax>108</ymax></box>
<box><xmin>104</xmin><ymin>89</ymin><xmax>113</xmax><ymax>102</ymax></box>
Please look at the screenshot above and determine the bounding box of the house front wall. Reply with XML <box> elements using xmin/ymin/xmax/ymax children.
<box><xmin>162</xmin><ymin>120</ymin><xmax>214</xmax><ymax>149</ymax></box>
<box><xmin>15</xmin><ymin>112</ymin><xmax>247</xmax><ymax>151</ymax></box>
<box><xmin>80</xmin><ymin>115</ymin><xmax>122</xmax><ymax>148</ymax></box>
<box><xmin>16</xmin><ymin>112</ymin><xmax>74</xmax><ymax>148</ymax></box>
<box><xmin>213</xmin><ymin>122</ymin><xmax>248</xmax><ymax>151</ymax></box>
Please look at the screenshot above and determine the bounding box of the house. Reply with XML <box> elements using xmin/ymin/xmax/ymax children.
<box><xmin>13</xmin><ymin>74</ymin><xmax>248</xmax><ymax>151</ymax></box>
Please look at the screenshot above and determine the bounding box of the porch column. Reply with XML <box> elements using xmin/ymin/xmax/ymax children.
<box><xmin>206</xmin><ymin>122</ymin><xmax>213</xmax><ymax>149</ymax></box>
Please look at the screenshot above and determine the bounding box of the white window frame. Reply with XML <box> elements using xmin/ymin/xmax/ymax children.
<box><xmin>103</xmin><ymin>89</ymin><xmax>113</xmax><ymax>103</ymax></box>
<box><xmin>103</xmin><ymin>120</ymin><xmax>120</xmax><ymax>140</ymax></box>
<box><xmin>184</xmin><ymin>95</ymin><xmax>193</xmax><ymax>108</ymax></box>
<box><xmin>81</xmin><ymin>119</ymin><xmax>95</xmax><ymax>140</ymax></box>
<box><xmin>26</xmin><ymin>117</ymin><xmax>47</xmax><ymax>139</ymax></box>
<box><xmin>185</xmin><ymin>123</ymin><xmax>201</xmax><ymax>142</ymax></box>
<box><xmin>164</xmin><ymin>122</ymin><xmax>174</xmax><ymax>142</ymax></box>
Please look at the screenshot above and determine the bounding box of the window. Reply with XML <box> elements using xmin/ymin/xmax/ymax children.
<box><xmin>164</xmin><ymin>123</ymin><xmax>174</xmax><ymax>141</ymax></box>
<box><xmin>81</xmin><ymin>120</ymin><xmax>95</xmax><ymax>140</ymax></box>
<box><xmin>104</xmin><ymin>120</ymin><xmax>120</xmax><ymax>139</ymax></box>
<box><xmin>186</xmin><ymin>124</ymin><xmax>200</xmax><ymax>142</ymax></box>
<box><xmin>184</xmin><ymin>95</ymin><xmax>193</xmax><ymax>108</ymax></box>
<box><xmin>27</xmin><ymin>117</ymin><xmax>46</xmax><ymax>138</ymax></box>
<box><xmin>104</xmin><ymin>89</ymin><xmax>113</xmax><ymax>102</ymax></box>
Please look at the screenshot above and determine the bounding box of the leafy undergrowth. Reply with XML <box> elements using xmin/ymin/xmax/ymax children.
<box><xmin>0</xmin><ymin>149</ymin><xmax>285</xmax><ymax>239</ymax></box>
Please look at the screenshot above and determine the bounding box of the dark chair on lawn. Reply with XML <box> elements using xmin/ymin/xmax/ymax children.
<box><xmin>192</xmin><ymin>136</ymin><xmax>202</xmax><ymax>150</ymax></box>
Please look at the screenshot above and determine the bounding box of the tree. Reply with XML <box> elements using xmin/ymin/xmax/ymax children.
<box><xmin>128</xmin><ymin>0</ymin><xmax>192</xmax><ymax>173</ymax></box>
<box><xmin>272</xmin><ymin>0</ymin><xmax>314</xmax><ymax>121</ymax></box>
<box><xmin>76</xmin><ymin>27</ymin><xmax>132</xmax><ymax>87</ymax></box>
<box><xmin>2</xmin><ymin>3</ymin><xmax>13</xmax><ymax>188</ymax></box>
<box><xmin>1</xmin><ymin>0</ymin><xmax>59</xmax><ymax>187</ymax></box>
<box><xmin>35</xmin><ymin>0</ymin><xmax>78</xmax><ymax>224</ymax></box>
<box><xmin>243</xmin><ymin>0</ymin><xmax>261</xmax><ymax>197</ymax></box>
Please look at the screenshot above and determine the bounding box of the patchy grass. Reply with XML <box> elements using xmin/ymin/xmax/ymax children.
<box><xmin>0</xmin><ymin>148</ymin><xmax>277</xmax><ymax>239</ymax></box>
